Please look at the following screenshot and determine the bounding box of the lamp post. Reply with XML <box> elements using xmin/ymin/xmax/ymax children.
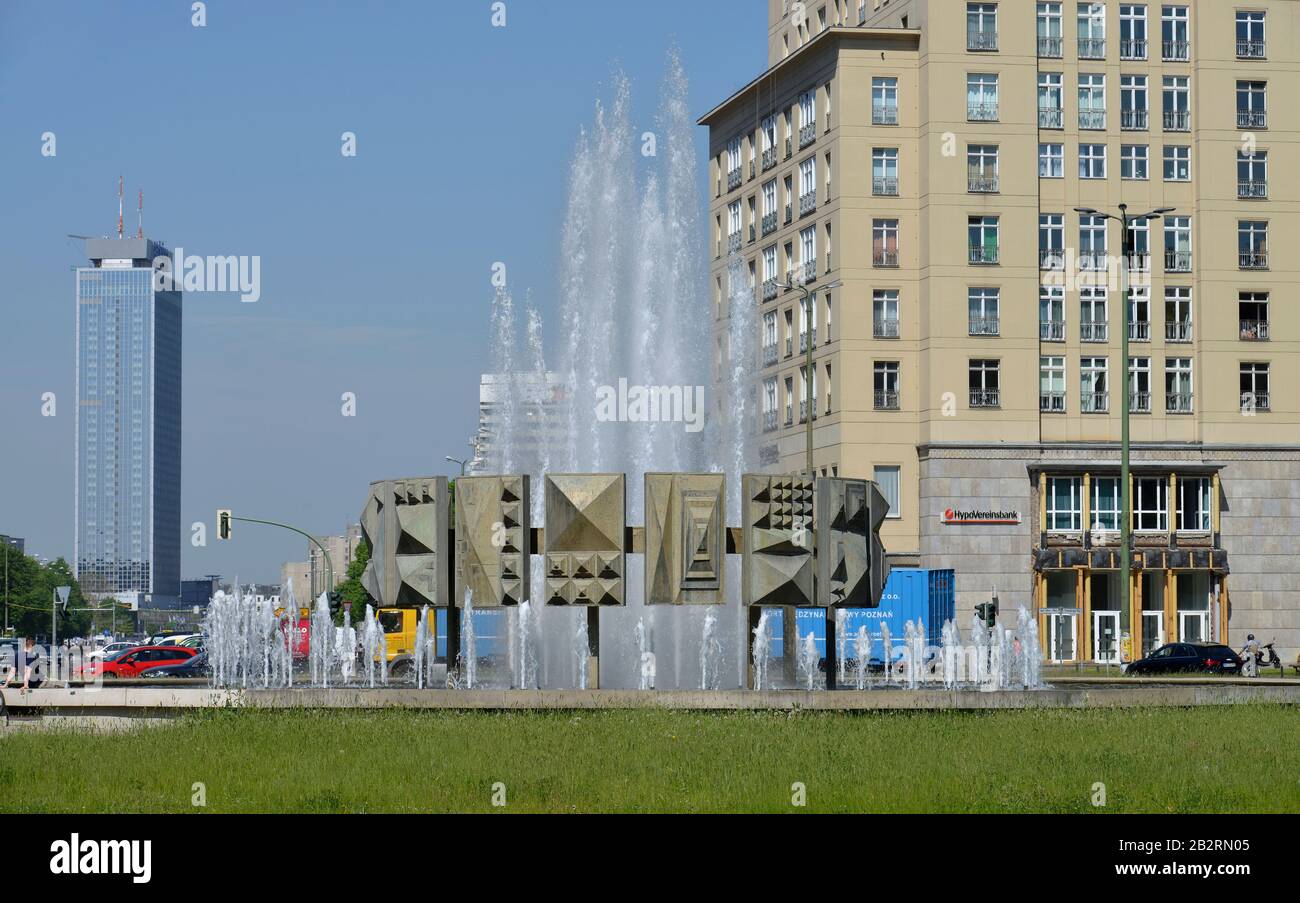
<box><xmin>1073</xmin><ymin>204</ymin><xmax>1174</xmax><ymax>658</ymax></box>
<box><xmin>779</xmin><ymin>277</ymin><xmax>841</xmax><ymax>477</ymax></box>
<box><xmin>445</xmin><ymin>456</ymin><xmax>469</xmax><ymax>476</ymax></box>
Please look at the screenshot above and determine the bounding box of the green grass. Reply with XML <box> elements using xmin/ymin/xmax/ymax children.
<box><xmin>2</xmin><ymin>706</ymin><xmax>1297</xmax><ymax>813</ymax></box>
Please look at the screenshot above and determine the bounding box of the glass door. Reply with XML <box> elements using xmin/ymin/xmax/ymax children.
<box><xmin>1180</xmin><ymin>611</ymin><xmax>1208</xmax><ymax>644</ymax></box>
<box><xmin>1048</xmin><ymin>612</ymin><xmax>1077</xmax><ymax>662</ymax></box>
<box><xmin>1141</xmin><ymin>611</ymin><xmax>1164</xmax><ymax>657</ymax></box>
<box><xmin>1093</xmin><ymin>610</ymin><xmax>1120</xmax><ymax>663</ymax></box>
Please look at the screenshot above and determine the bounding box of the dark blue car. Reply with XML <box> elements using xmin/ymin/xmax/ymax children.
<box><xmin>137</xmin><ymin>651</ymin><xmax>210</xmax><ymax>678</ymax></box>
<box><xmin>1126</xmin><ymin>643</ymin><xmax>1241</xmax><ymax>675</ymax></box>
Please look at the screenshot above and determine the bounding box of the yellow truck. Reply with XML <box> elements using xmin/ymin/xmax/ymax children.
<box><xmin>375</xmin><ymin>608</ymin><xmax>428</xmax><ymax>678</ymax></box>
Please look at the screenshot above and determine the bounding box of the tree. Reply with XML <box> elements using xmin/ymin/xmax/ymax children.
<box><xmin>336</xmin><ymin>538</ymin><xmax>374</xmax><ymax>626</ymax></box>
<box><xmin>3</xmin><ymin>552</ymin><xmax>93</xmax><ymax>641</ymax></box>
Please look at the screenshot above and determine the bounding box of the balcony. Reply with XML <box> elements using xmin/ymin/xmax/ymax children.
<box><xmin>968</xmin><ymin>245</ymin><xmax>999</xmax><ymax>265</ymax></box>
<box><xmin>1079</xmin><ymin>252</ymin><xmax>1108</xmax><ymax>272</ymax></box>
<box><xmin>968</xmin><ymin>102</ymin><xmax>998</xmax><ymax>122</ymax></box>
<box><xmin>1129</xmin><ymin>321</ymin><xmax>1150</xmax><ymax>341</ymax></box>
<box><xmin>1242</xmin><ymin>392</ymin><xmax>1270</xmax><ymax>412</ymax></box>
<box><xmin>1163</xmin><ymin>110</ymin><xmax>1190</xmax><ymax>131</ymax></box>
<box><xmin>1041</xmin><ymin>319</ymin><xmax>1065</xmax><ymax>341</ymax></box>
<box><xmin>1081</xmin><ymin>392</ymin><xmax>1109</xmax><ymax>413</ymax></box>
<box><xmin>1240</xmin><ymin>320</ymin><xmax>1269</xmax><ymax>341</ymax></box>
<box><xmin>1166</xmin><ymin>320</ymin><xmax>1193</xmax><ymax>342</ymax></box>
<box><xmin>1240</xmin><ymin>251</ymin><xmax>1268</xmax><ymax>270</ymax></box>
<box><xmin>785</xmin><ymin>137</ymin><xmax>792</xmax><ymax>159</ymax></box>
<box><xmin>1120</xmin><ymin>109</ymin><xmax>1148</xmax><ymax>130</ymax></box>
<box><xmin>872</xmin><ymin>105</ymin><xmax>899</xmax><ymax>126</ymax></box>
<box><xmin>1120</xmin><ymin>38</ymin><xmax>1147</xmax><ymax>60</ymax></box>
<box><xmin>1126</xmin><ymin>253</ymin><xmax>1150</xmax><ymax>272</ymax></box>
<box><xmin>1166</xmin><ymin>392</ymin><xmax>1194</xmax><ymax>414</ymax></box>
<box><xmin>1081</xmin><ymin>322</ymin><xmax>1109</xmax><ymax>343</ymax></box>
<box><xmin>761</xmin><ymin>278</ymin><xmax>778</xmax><ymax>302</ymax></box>
<box><xmin>799</xmin><ymin>400</ymin><xmax>817</xmax><ymax>423</ymax></box>
<box><xmin>1038</xmin><ymin>107</ymin><xmax>1063</xmax><ymax>129</ymax></box>
<box><xmin>749</xmin><ymin>224</ymin><xmax>756</xmax><ymax>244</ymax></box>
<box><xmin>969</xmin><ymin>316</ymin><xmax>1000</xmax><ymax>336</ymax></box>
<box><xmin>968</xmin><ymin>171</ymin><xmax>999</xmax><ymax>193</ymax></box>
<box><xmin>802</xmin><ymin>259</ymin><xmax>817</xmax><ymax>283</ymax></box>
<box><xmin>727</xmin><ymin>232</ymin><xmax>742</xmax><ymax>254</ymax></box>
<box><xmin>799</xmin><ymin>191</ymin><xmax>817</xmax><ymax>216</ymax></box>
<box><xmin>785</xmin><ymin>337</ymin><xmax>793</xmax><ymax>357</ymax></box>
<box><xmin>873</xmin><ymin>176</ymin><xmax>899</xmax><ymax>196</ymax></box>
<box><xmin>763</xmin><ymin>409</ymin><xmax>778</xmax><ymax>432</ymax></box>
<box><xmin>785</xmin><ymin>268</ymin><xmax>796</xmax><ymax>290</ymax></box>
<box><xmin>1237</xmin><ymin>110</ymin><xmax>1267</xmax><ymax>130</ymax></box>
<box><xmin>968</xmin><ymin>28</ymin><xmax>998</xmax><ymax>51</ymax></box>
<box><xmin>1038</xmin><ymin>36</ymin><xmax>1062</xmax><ymax>58</ymax></box>
<box><xmin>874</xmin><ymin>391</ymin><xmax>900</xmax><ymax>411</ymax></box>
<box><xmin>762</xmin><ymin>344</ymin><xmax>778</xmax><ymax>367</ymax></box>
<box><xmin>784</xmin><ymin>409</ymin><xmax>793</xmax><ymax>427</ymax></box>
<box><xmin>874</xmin><ymin>317</ymin><xmax>900</xmax><ymax>339</ymax></box>
<box><xmin>1165</xmin><ymin>250</ymin><xmax>1191</xmax><ymax>272</ymax></box>
<box><xmin>1040</xmin><ymin>248</ymin><xmax>1064</xmax><ymax>270</ymax></box>
<box><xmin>1078</xmin><ymin>38</ymin><xmax>1106</xmax><ymax>59</ymax></box>
<box><xmin>1040</xmin><ymin>391</ymin><xmax>1066</xmax><ymax>413</ymax></box>
<box><xmin>873</xmin><ymin>249</ymin><xmax>899</xmax><ymax>268</ymax></box>
<box><xmin>799</xmin><ymin>122</ymin><xmax>816</xmax><ymax>149</ymax></box>
<box><xmin>762</xmin><ymin>211</ymin><xmax>777</xmax><ymax>237</ymax></box>
<box><xmin>784</xmin><ymin>205</ymin><xmax>793</xmax><ymax>226</ymax></box>
<box><xmin>798</xmin><ymin>331</ymin><xmax>810</xmax><ymax>353</ymax></box>
<box><xmin>1130</xmin><ymin>392</ymin><xmax>1151</xmax><ymax>413</ymax></box>
<box><xmin>1237</xmin><ymin>40</ymin><xmax>1266</xmax><ymax>59</ymax></box>
<box><xmin>1162</xmin><ymin>40</ymin><xmax>1189</xmax><ymax>61</ymax></box>
<box><xmin>749</xmin><ymin>160</ymin><xmax>756</xmax><ymax>180</ymax></box>
<box><xmin>1079</xmin><ymin>109</ymin><xmax>1106</xmax><ymax>130</ymax></box>
<box><xmin>727</xmin><ymin>168</ymin><xmax>742</xmax><ymax>191</ymax></box>
<box><xmin>1238</xmin><ymin>180</ymin><xmax>1267</xmax><ymax>199</ymax></box>
<box><xmin>970</xmin><ymin>388</ymin><xmax>1000</xmax><ymax>408</ymax></box>
<box><xmin>762</xmin><ymin>147</ymin><xmax>777</xmax><ymax>171</ymax></box>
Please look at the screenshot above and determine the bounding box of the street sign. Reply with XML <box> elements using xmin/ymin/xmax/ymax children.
<box><xmin>55</xmin><ymin>585</ymin><xmax>72</xmax><ymax>609</ymax></box>
<box><xmin>217</xmin><ymin>509</ymin><xmax>233</xmax><ymax>541</ymax></box>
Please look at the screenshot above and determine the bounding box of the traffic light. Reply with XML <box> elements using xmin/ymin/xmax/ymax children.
<box><xmin>975</xmin><ymin>601</ymin><xmax>998</xmax><ymax>628</ymax></box>
<box><xmin>327</xmin><ymin>591</ymin><xmax>344</xmax><ymax>618</ymax></box>
<box><xmin>217</xmin><ymin>509</ymin><xmax>232</xmax><ymax>541</ymax></box>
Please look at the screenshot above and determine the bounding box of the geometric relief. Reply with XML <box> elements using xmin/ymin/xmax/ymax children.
<box><xmin>359</xmin><ymin>476</ymin><xmax>449</xmax><ymax>608</ymax></box>
<box><xmin>544</xmin><ymin>473</ymin><xmax>625</xmax><ymax>606</ymax></box>
<box><xmin>455</xmin><ymin>475</ymin><xmax>531</xmax><ymax>607</ymax></box>
<box><xmin>645</xmin><ymin>473</ymin><xmax>725</xmax><ymax>605</ymax></box>
<box><xmin>815</xmin><ymin>477</ymin><xmax>871</xmax><ymax>608</ymax></box>
<box><xmin>741</xmin><ymin>474</ymin><xmax>815</xmax><ymax>607</ymax></box>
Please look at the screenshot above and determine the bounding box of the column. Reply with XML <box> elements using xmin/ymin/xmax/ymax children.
<box><xmin>1082</xmin><ymin>472</ymin><xmax>1092</xmax><ymax>536</ymax></box>
<box><xmin>1037</xmin><ymin>572</ymin><xmax>1049</xmax><ymax>659</ymax></box>
<box><xmin>1165</xmin><ymin>569</ymin><xmax>1177</xmax><ymax>643</ymax></box>
<box><xmin>1131</xmin><ymin>570</ymin><xmax>1143</xmax><ymax>660</ymax></box>
<box><xmin>1078</xmin><ymin>568</ymin><xmax>1089</xmax><ymax>663</ymax></box>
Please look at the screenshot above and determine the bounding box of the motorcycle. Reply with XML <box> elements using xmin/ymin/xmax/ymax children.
<box><xmin>1241</xmin><ymin>639</ymin><xmax>1284</xmax><ymax>678</ymax></box>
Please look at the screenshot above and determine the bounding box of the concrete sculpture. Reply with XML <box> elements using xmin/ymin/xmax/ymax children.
<box><xmin>644</xmin><ymin>472</ymin><xmax>726</xmax><ymax>605</ymax></box>
<box><xmin>360</xmin><ymin>476</ymin><xmax>449</xmax><ymax>607</ymax></box>
<box><xmin>455</xmin><ymin>475</ymin><xmax>531</xmax><ymax>607</ymax></box>
<box><xmin>816</xmin><ymin>477</ymin><xmax>891</xmax><ymax>608</ymax></box>
<box><xmin>741</xmin><ymin>474</ymin><xmax>815</xmax><ymax>607</ymax></box>
<box><xmin>544</xmin><ymin>473</ymin><xmax>625</xmax><ymax>606</ymax></box>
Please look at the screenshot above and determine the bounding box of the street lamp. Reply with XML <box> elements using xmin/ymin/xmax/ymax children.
<box><xmin>445</xmin><ymin>456</ymin><xmax>469</xmax><ymax>476</ymax></box>
<box><xmin>777</xmin><ymin>277</ymin><xmax>842</xmax><ymax>477</ymax></box>
<box><xmin>1073</xmin><ymin>203</ymin><xmax>1174</xmax><ymax>654</ymax></box>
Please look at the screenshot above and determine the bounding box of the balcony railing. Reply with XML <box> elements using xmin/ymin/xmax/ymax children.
<box><xmin>802</xmin><ymin>259</ymin><xmax>817</xmax><ymax>283</ymax></box>
<box><xmin>967</xmin><ymin>172</ymin><xmax>999</xmax><ymax>193</ymax></box>
<box><xmin>762</xmin><ymin>146</ymin><xmax>777</xmax><ymax>171</ymax></box>
<box><xmin>1240</xmin><ymin>251</ymin><xmax>1269</xmax><ymax>270</ymax></box>
<box><xmin>798</xmin><ymin>331</ymin><xmax>810</xmax><ymax>353</ymax></box>
<box><xmin>1041</xmin><ymin>319</ymin><xmax>1065</xmax><ymax>341</ymax></box>
<box><xmin>785</xmin><ymin>337</ymin><xmax>793</xmax><ymax>357</ymax></box>
<box><xmin>1081</xmin><ymin>391</ymin><xmax>1109</xmax><ymax>413</ymax></box>
<box><xmin>763</xmin><ymin>409</ymin><xmax>778</xmax><ymax>432</ymax></box>
<box><xmin>873</xmin><ymin>105</ymin><xmax>899</xmax><ymax>126</ymax></box>
<box><xmin>1237</xmin><ymin>40</ymin><xmax>1266</xmax><ymax>59</ymax></box>
<box><xmin>785</xmin><ymin>268</ymin><xmax>796</xmax><ymax>290</ymax></box>
<box><xmin>1038</xmin><ymin>36</ymin><xmax>1062</xmax><ymax>58</ymax></box>
<box><xmin>785</xmin><ymin>137</ymin><xmax>792</xmax><ymax>158</ymax></box>
<box><xmin>970</xmin><ymin>388</ymin><xmax>1001</xmax><ymax>408</ymax></box>
<box><xmin>1040</xmin><ymin>248</ymin><xmax>1064</xmax><ymax>270</ymax></box>
<box><xmin>799</xmin><ymin>191</ymin><xmax>817</xmax><ymax>216</ymax></box>
<box><xmin>799</xmin><ymin>122</ymin><xmax>816</xmax><ymax>149</ymax></box>
<box><xmin>1038</xmin><ymin>107</ymin><xmax>1063</xmax><ymax>129</ymax></box>
<box><xmin>1237</xmin><ymin>110</ymin><xmax>1267</xmax><ymax>129</ymax></box>
<box><xmin>1163</xmin><ymin>110</ymin><xmax>1190</xmax><ymax>131</ymax></box>
<box><xmin>1242</xmin><ymin>392</ymin><xmax>1270</xmax><ymax>412</ymax></box>
<box><xmin>1078</xmin><ymin>37</ymin><xmax>1106</xmax><ymax>59</ymax></box>
<box><xmin>874</xmin><ymin>248</ymin><xmax>899</xmax><ymax>267</ymax></box>
<box><xmin>874</xmin><ymin>391</ymin><xmax>900</xmax><ymax>410</ymax></box>
<box><xmin>1120</xmin><ymin>109</ymin><xmax>1148</xmax><ymax>130</ymax></box>
<box><xmin>1079</xmin><ymin>109</ymin><xmax>1106</xmax><ymax>130</ymax></box>
<box><xmin>1120</xmin><ymin>38</ymin><xmax>1147</xmax><ymax>59</ymax></box>
<box><xmin>784</xmin><ymin>205</ymin><xmax>793</xmax><ymax>226</ymax></box>
<box><xmin>1079</xmin><ymin>252</ymin><xmax>1108</xmax><ymax>271</ymax></box>
<box><xmin>1162</xmin><ymin>40</ymin><xmax>1189</xmax><ymax>61</ymax></box>
<box><xmin>968</xmin><ymin>28</ymin><xmax>998</xmax><ymax>51</ymax></box>
<box><xmin>1080</xmin><ymin>322</ymin><xmax>1109</xmax><ymax>342</ymax></box>
<box><xmin>762</xmin><ymin>344</ymin><xmax>778</xmax><ymax>367</ymax></box>
<box><xmin>1129</xmin><ymin>321</ymin><xmax>1150</xmax><ymax>341</ymax></box>
<box><xmin>761</xmin><ymin>278</ymin><xmax>778</xmax><ymax>302</ymax></box>
<box><xmin>969</xmin><ymin>316</ymin><xmax>1000</xmax><ymax>336</ymax></box>
<box><xmin>1127</xmin><ymin>253</ymin><xmax>1150</xmax><ymax>272</ymax></box>
<box><xmin>761</xmin><ymin>211</ymin><xmax>778</xmax><ymax>236</ymax></box>
<box><xmin>1167</xmin><ymin>392</ymin><xmax>1194</xmax><ymax>413</ymax></box>
<box><xmin>727</xmin><ymin>168</ymin><xmax>742</xmax><ymax>191</ymax></box>
<box><xmin>784</xmin><ymin>409</ymin><xmax>793</xmax><ymax>427</ymax></box>
<box><xmin>874</xmin><ymin>317</ymin><xmax>900</xmax><ymax>338</ymax></box>
<box><xmin>968</xmin><ymin>102</ymin><xmax>998</xmax><ymax>122</ymax></box>
<box><xmin>1238</xmin><ymin>180</ymin><xmax>1267</xmax><ymax>199</ymax></box>
<box><xmin>1040</xmin><ymin>391</ymin><xmax>1066</xmax><ymax>413</ymax></box>
<box><xmin>873</xmin><ymin>176</ymin><xmax>899</xmax><ymax>196</ymax></box>
<box><xmin>727</xmin><ymin>232</ymin><xmax>742</xmax><ymax>254</ymax></box>
<box><xmin>749</xmin><ymin>224</ymin><xmax>755</xmax><ymax>244</ymax></box>
<box><xmin>968</xmin><ymin>245</ymin><xmax>999</xmax><ymax>265</ymax></box>
<box><xmin>1240</xmin><ymin>320</ymin><xmax>1269</xmax><ymax>341</ymax></box>
<box><xmin>1166</xmin><ymin>320</ymin><xmax>1193</xmax><ymax>342</ymax></box>
<box><xmin>1165</xmin><ymin>250</ymin><xmax>1191</xmax><ymax>272</ymax></box>
<box><xmin>1130</xmin><ymin>392</ymin><xmax>1151</xmax><ymax>413</ymax></box>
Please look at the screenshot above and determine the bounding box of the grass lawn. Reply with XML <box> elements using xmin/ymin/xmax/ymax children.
<box><xmin>3</xmin><ymin>705</ymin><xmax>1297</xmax><ymax>813</ymax></box>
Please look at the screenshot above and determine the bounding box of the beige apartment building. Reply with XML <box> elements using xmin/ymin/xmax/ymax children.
<box><xmin>701</xmin><ymin>0</ymin><xmax>1298</xmax><ymax>663</ymax></box>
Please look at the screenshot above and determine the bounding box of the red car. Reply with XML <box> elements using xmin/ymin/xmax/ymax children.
<box><xmin>78</xmin><ymin>645</ymin><xmax>196</xmax><ymax>680</ymax></box>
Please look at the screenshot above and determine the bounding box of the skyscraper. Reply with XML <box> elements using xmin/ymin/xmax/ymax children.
<box><xmin>75</xmin><ymin>235</ymin><xmax>182</xmax><ymax>608</ymax></box>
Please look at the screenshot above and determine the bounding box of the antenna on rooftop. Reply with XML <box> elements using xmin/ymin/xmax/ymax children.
<box><xmin>137</xmin><ymin>189</ymin><xmax>143</xmax><ymax>239</ymax></box>
<box><xmin>117</xmin><ymin>175</ymin><xmax>124</xmax><ymax>239</ymax></box>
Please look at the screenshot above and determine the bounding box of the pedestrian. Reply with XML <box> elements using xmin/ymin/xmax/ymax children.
<box><xmin>19</xmin><ymin>637</ymin><xmax>45</xmax><ymax>692</ymax></box>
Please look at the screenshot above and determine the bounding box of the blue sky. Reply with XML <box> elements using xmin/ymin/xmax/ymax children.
<box><xmin>0</xmin><ymin>0</ymin><xmax>765</xmax><ymax>583</ymax></box>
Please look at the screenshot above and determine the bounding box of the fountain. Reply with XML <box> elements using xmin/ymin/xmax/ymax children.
<box><xmin>413</xmin><ymin>606</ymin><xmax>435</xmax><ymax>689</ymax></box>
<box><xmin>853</xmin><ymin>625</ymin><xmax>870</xmax><ymax>690</ymax></box>
<box><xmin>459</xmin><ymin>591</ymin><xmax>477</xmax><ymax>690</ymax></box>
<box><xmin>880</xmin><ymin>621</ymin><xmax>893</xmax><ymax>685</ymax></box>
<box><xmin>515</xmin><ymin>600</ymin><xmax>537</xmax><ymax>690</ymax></box>
<box><xmin>635</xmin><ymin>618</ymin><xmax>656</xmax><ymax>690</ymax></box>
<box><xmin>751</xmin><ymin>609</ymin><xmax>774</xmax><ymax>691</ymax></box>
<box><xmin>699</xmin><ymin>609</ymin><xmax>721</xmax><ymax>690</ymax></box>
<box><xmin>798</xmin><ymin>630</ymin><xmax>820</xmax><ymax>691</ymax></box>
<box><xmin>360</xmin><ymin>604</ymin><xmax>388</xmax><ymax>689</ymax></box>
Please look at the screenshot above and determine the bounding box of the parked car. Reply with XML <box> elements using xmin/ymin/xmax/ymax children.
<box><xmin>138</xmin><ymin>651</ymin><xmax>209</xmax><ymax>679</ymax></box>
<box><xmin>86</xmin><ymin>640</ymin><xmax>138</xmax><ymax>661</ymax></box>
<box><xmin>1126</xmin><ymin>642</ymin><xmax>1241</xmax><ymax>676</ymax></box>
<box><xmin>175</xmin><ymin>634</ymin><xmax>205</xmax><ymax>650</ymax></box>
<box><xmin>77</xmin><ymin>645</ymin><xmax>197</xmax><ymax>680</ymax></box>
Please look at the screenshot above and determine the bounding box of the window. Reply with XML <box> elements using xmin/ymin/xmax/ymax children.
<box><xmin>1079</xmin><ymin>214</ymin><xmax>1108</xmax><ymax>270</ymax></box>
<box><xmin>1120</xmin><ymin>4</ymin><xmax>1148</xmax><ymax>59</ymax></box>
<box><xmin>1039</xmin><ymin>142</ymin><xmax>1064</xmax><ymax>178</ymax></box>
<box><xmin>1238</xmin><ymin>151</ymin><xmax>1267</xmax><ymax>199</ymax></box>
<box><xmin>872</xmin><ymin>77</ymin><xmax>898</xmax><ymax>124</ymax></box>
<box><xmin>968</xmin><ymin>216</ymin><xmax>999</xmax><ymax>264</ymax></box>
<box><xmin>967</xmin><ymin>144</ymin><xmax>999</xmax><ymax>191</ymax></box>
<box><xmin>873</xmin><ymin>290</ymin><xmax>899</xmax><ymax>338</ymax></box>
<box><xmin>1041</xmin><ymin>356</ymin><xmax>1066</xmax><ymax>412</ymax></box>
<box><xmin>968</xmin><ymin>288</ymin><xmax>1000</xmax><ymax>335</ymax></box>
<box><xmin>799</xmin><ymin>89</ymin><xmax>817</xmax><ymax>147</ymax></box>
<box><xmin>726</xmin><ymin>137</ymin><xmax>743</xmax><ymax>189</ymax></box>
<box><xmin>761</xmin><ymin>180</ymin><xmax>778</xmax><ymax>236</ymax></box>
<box><xmin>1162</xmin><ymin>145</ymin><xmax>1190</xmax><ymax>181</ymax></box>
<box><xmin>1040</xmin><ymin>285</ymin><xmax>1065</xmax><ymax>340</ymax></box>
<box><xmin>1080</xmin><ymin>285</ymin><xmax>1108</xmax><ymax>341</ymax></box>
<box><xmin>1241</xmin><ymin>362</ymin><xmax>1270</xmax><ymax>412</ymax></box>
<box><xmin>1038</xmin><ymin>73</ymin><xmax>1063</xmax><ymax>128</ymax></box>
<box><xmin>1165</xmin><ymin>357</ymin><xmax>1193</xmax><ymax>412</ymax></box>
<box><xmin>1121</xmin><ymin>144</ymin><xmax>1148</xmax><ymax>180</ymax></box>
<box><xmin>969</xmin><ymin>359</ymin><xmax>1000</xmax><ymax>407</ymax></box>
<box><xmin>727</xmin><ymin>200</ymin><xmax>742</xmax><ymax>251</ymax></box>
<box><xmin>799</xmin><ymin>225</ymin><xmax>817</xmax><ymax>282</ymax></box>
<box><xmin>874</xmin><ymin>466</ymin><xmax>901</xmax><ymax>518</ymax></box>
<box><xmin>873</xmin><ymin>219</ymin><xmax>899</xmax><ymax>266</ymax></box>
<box><xmin>1126</xmin><ymin>220</ymin><xmax>1150</xmax><ymax>271</ymax></box>
<box><xmin>1079</xmin><ymin>143</ymin><xmax>1107</xmax><ymax>179</ymax></box>
<box><xmin>1081</xmin><ymin>357</ymin><xmax>1109</xmax><ymax>412</ymax></box>
<box><xmin>798</xmin><ymin>156</ymin><xmax>817</xmax><ymax>214</ymax></box>
<box><xmin>872</xmin><ymin>147</ymin><xmax>899</xmax><ymax>195</ymax></box>
<box><xmin>1236</xmin><ymin>11</ymin><xmax>1266</xmax><ymax>59</ymax></box>
<box><xmin>874</xmin><ymin>361</ymin><xmax>900</xmax><ymax>409</ymax></box>
<box><xmin>760</xmin><ymin>115</ymin><xmax>777</xmax><ymax>169</ymax></box>
<box><xmin>1040</xmin><ymin>214</ymin><xmax>1064</xmax><ymax>269</ymax></box>
<box><xmin>1092</xmin><ymin>477</ymin><xmax>1122</xmax><ymax>531</ymax></box>
<box><xmin>1238</xmin><ymin>221</ymin><xmax>1267</xmax><ymax>269</ymax></box>
<box><xmin>762</xmin><ymin>376</ymin><xmax>778</xmax><ymax>429</ymax></box>
<box><xmin>1165</xmin><ymin>286</ymin><xmax>1192</xmax><ymax>342</ymax></box>
<box><xmin>1236</xmin><ymin>81</ymin><xmax>1267</xmax><ymax>129</ymax></box>
<box><xmin>1079</xmin><ymin>74</ymin><xmax>1106</xmax><ymax>129</ymax></box>
<box><xmin>1162</xmin><ymin>76</ymin><xmax>1190</xmax><ymax>130</ymax></box>
<box><xmin>1239</xmin><ymin>292</ymin><xmax>1268</xmax><ymax>341</ymax></box>
<box><xmin>967</xmin><ymin>2</ymin><xmax>998</xmax><ymax>51</ymax></box>
<box><xmin>1078</xmin><ymin>2</ymin><xmax>1106</xmax><ymax>58</ymax></box>
<box><xmin>1129</xmin><ymin>356</ymin><xmax>1151</xmax><ymax>411</ymax></box>
<box><xmin>1161</xmin><ymin>5</ymin><xmax>1189</xmax><ymax>61</ymax></box>
<box><xmin>1177</xmin><ymin>477</ymin><xmax>1211</xmax><ymax>532</ymax></box>
<box><xmin>1120</xmin><ymin>75</ymin><xmax>1148</xmax><ymax>129</ymax></box>
<box><xmin>1038</xmin><ymin>2</ymin><xmax>1063</xmax><ymax>57</ymax></box>
<box><xmin>1164</xmin><ymin>216</ymin><xmax>1191</xmax><ymax>271</ymax></box>
<box><xmin>1046</xmin><ymin>476</ymin><xmax>1082</xmax><ymax>531</ymax></box>
<box><xmin>1134</xmin><ymin>478</ymin><xmax>1168</xmax><ymax>532</ymax></box>
<box><xmin>967</xmin><ymin>73</ymin><xmax>999</xmax><ymax>121</ymax></box>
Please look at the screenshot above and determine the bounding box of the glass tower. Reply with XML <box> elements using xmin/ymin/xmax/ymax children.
<box><xmin>75</xmin><ymin>238</ymin><xmax>181</xmax><ymax>607</ymax></box>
